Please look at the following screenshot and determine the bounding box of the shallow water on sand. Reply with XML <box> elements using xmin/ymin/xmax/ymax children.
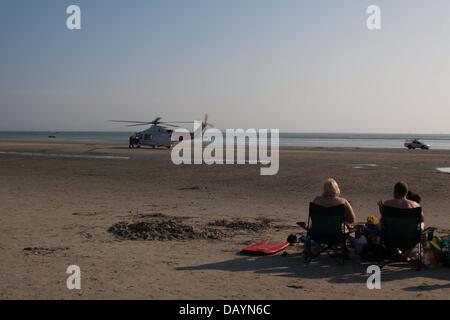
<box><xmin>0</xmin><ymin>151</ymin><xmax>130</xmax><ymax>160</ymax></box>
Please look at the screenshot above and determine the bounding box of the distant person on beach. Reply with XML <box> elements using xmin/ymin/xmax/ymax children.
<box><xmin>129</xmin><ymin>135</ymin><xmax>135</xmax><ymax>149</ymax></box>
<box><xmin>312</xmin><ymin>178</ymin><xmax>356</xmax><ymax>224</ymax></box>
<box><xmin>377</xmin><ymin>182</ymin><xmax>425</xmax><ymax>229</ymax></box>
<box><xmin>134</xmin><ymin>133</ymin><xmax>141</xmax><ymax>148</ymax></box>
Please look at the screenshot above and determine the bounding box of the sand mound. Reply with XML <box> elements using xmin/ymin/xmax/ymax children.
<box><xmin>23</xmin><ymin>246</ymin><xmax>69</xmax><ymax>256</ymax></box>
<box><xmin>108</xmin><ymin>215</ymin><xmax>278</xmax><ymax>241</ymax></box>
<box><xmin>108</xmin><ymin>215</ymin><xmax>225</xmax><ymax>241</ymax></box>
<box><xmin>207</xmin><ymin>218</ymin><xmax>272</xmax><ymax>232</ymax></box>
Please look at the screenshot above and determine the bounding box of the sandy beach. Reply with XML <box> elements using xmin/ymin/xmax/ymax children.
<box><xmin>0</xmin><ymin>140</ymin><xmax>449</xmax><ymax>299</ymax></box>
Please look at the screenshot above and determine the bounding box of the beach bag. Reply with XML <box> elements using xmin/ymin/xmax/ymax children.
<box><xmin>427</xmin><ymin>235</ymin><xmax>450</xmax><ymax>267</ymax></box>
<box><xmin>422</xmin><ymin>237</ymin><xmax>442</xmax><ymax>269</ymax></box>
<box><xmin>287</xmin><ymin>234</ymin><xmax>298</xmax><ymax>244</ymax></box>
<box><xmin>441</xmin><ymin>236</ymin><xmax>450</xmax><ymax>267</ymax></box>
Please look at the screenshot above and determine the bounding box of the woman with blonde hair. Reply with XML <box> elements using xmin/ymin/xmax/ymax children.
<box><xmin>312</xmin><ymin>178</ymin><xmax>356</xmax><ymax>223</ymax></box>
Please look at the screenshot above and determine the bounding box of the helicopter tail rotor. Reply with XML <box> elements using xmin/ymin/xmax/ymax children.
<box><xmin>202</xmin><ymin>113</ymin><xmax>214</xmax><ymax>131</ymax></box>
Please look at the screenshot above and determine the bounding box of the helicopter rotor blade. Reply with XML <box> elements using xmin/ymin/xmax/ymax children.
<box><xmin>152</xmin><ymin>117</ymin><xmax>163</xmax><ymax>124</ymax></box>
<box><xmin>109</xmin><ymin>120</ymin><xmax>152</xmax><ymax>124</ymax></box>
<box><xmin>160</xmin><ymin>121</ymin><xmax>193</xmax><ymax>124</ymax></box>
<box><xmin>125</xmin><ymin>123</ymin><xmax>152</xmax><ymax>127</ymax></box>
<box><xmin>110</xmin><ymin>118</ymin><xmax>195</xmax><ymax>128</ymax></box>
<box><xmin>163</xmin><ymin>123</ymin><xmax>181</xmax><ymax>128</ymax></box>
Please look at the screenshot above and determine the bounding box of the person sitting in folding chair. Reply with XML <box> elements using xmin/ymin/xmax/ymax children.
<box><xmin>299</xmin><ymin>178</ymin><xmax>357</xmax><ymax>264</ymax></box>
<box><xmin>312</xmin><ymin>178</ymin><xmax>356</xmax><ymax>225</ymax></box>
<box><xmin>377</xmin><ymin>181</ymin><xmax>424</xmax><ymax>229</ymax></box>
<box><xmin>376</xmin><ymin>181</ymin><xmax>430</xmax><ymax>270</ymax></box>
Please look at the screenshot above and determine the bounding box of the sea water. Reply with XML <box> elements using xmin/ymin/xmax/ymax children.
<box><xmin>1</xmin><ymin>131</ymin><xmax>450</xmax><ymax>150</ymax></box>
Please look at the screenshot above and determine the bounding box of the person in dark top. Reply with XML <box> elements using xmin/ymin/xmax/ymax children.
<box><xmin>129</xmin><ymin>135</ymin><xmax>135</xmax><ymax>149</ymax></box>
<box><xmin>134</xmin><ymin>133</ymin><xmax>141</xmax><ymax>148</ymax></box>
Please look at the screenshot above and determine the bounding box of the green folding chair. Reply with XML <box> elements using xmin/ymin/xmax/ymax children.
<box><xmin>300</xmin><ymin>203</ymin><xmax>354</xmax><ymax>264</ymax></box>
<box><xmin>379</xmin><ymin>206</ymin><xmax>428</xmax><ymax>270</ymax></box>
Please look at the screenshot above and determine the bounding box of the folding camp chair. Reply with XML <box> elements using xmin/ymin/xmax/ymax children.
<box><xmin>299</xmin><ymin>203</ymin><xmax>355</xmax><ymax>264</ymax></box>
<box><xmin>378</xmin><ymin>206</ymin><xmax>429</xmax><ymax>270</ymax></box>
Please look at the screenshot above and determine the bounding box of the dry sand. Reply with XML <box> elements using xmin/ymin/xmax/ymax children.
<box><xmin>0</xmin><ymin>140</ymin><xmax>449</xmax><ymax>299</ymax></box>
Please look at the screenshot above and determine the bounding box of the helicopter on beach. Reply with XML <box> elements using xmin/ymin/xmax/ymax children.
<box><xmin>109</xmin><ymin>114</ymin><xmax>213</xmax><ymax>149</ymax></box>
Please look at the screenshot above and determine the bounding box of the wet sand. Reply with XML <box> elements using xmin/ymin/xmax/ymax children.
<box><xmin>0</xmin><ymin>140</ymin><xmax>449</xmax><ymax>299</ymax></box>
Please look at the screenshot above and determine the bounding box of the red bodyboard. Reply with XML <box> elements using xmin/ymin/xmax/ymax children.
<box><xmin>242</xmin><ymin>241</ymin><xmax>290</xmax><ymax>255</ymax></box>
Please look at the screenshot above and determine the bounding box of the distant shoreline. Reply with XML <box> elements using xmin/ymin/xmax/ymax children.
<box><xmin>2</xmin><ymin>139</ymin><xmax>450</xmax><ymax>154</ymax></box>
<box><xmin>2</xmin><ymin>131</ymin><xmax>450</xmax><ymax>149</ymax></box>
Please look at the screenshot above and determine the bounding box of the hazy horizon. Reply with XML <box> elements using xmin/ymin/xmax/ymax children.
<box><xmin>1</xmin><ymin>0</ymin><xmax>450</xmax><ymax>134</ymax></box>
<box><xmin>2</xmin><ymin>130</ymin><xmax>450</xmax><ymax>137</ymax></box>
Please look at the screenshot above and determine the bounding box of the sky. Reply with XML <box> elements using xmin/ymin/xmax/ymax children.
<box><xmin>1</xmin><ymin>0</ymin><xmax>450</xmax><ymax>133</ymax></box>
